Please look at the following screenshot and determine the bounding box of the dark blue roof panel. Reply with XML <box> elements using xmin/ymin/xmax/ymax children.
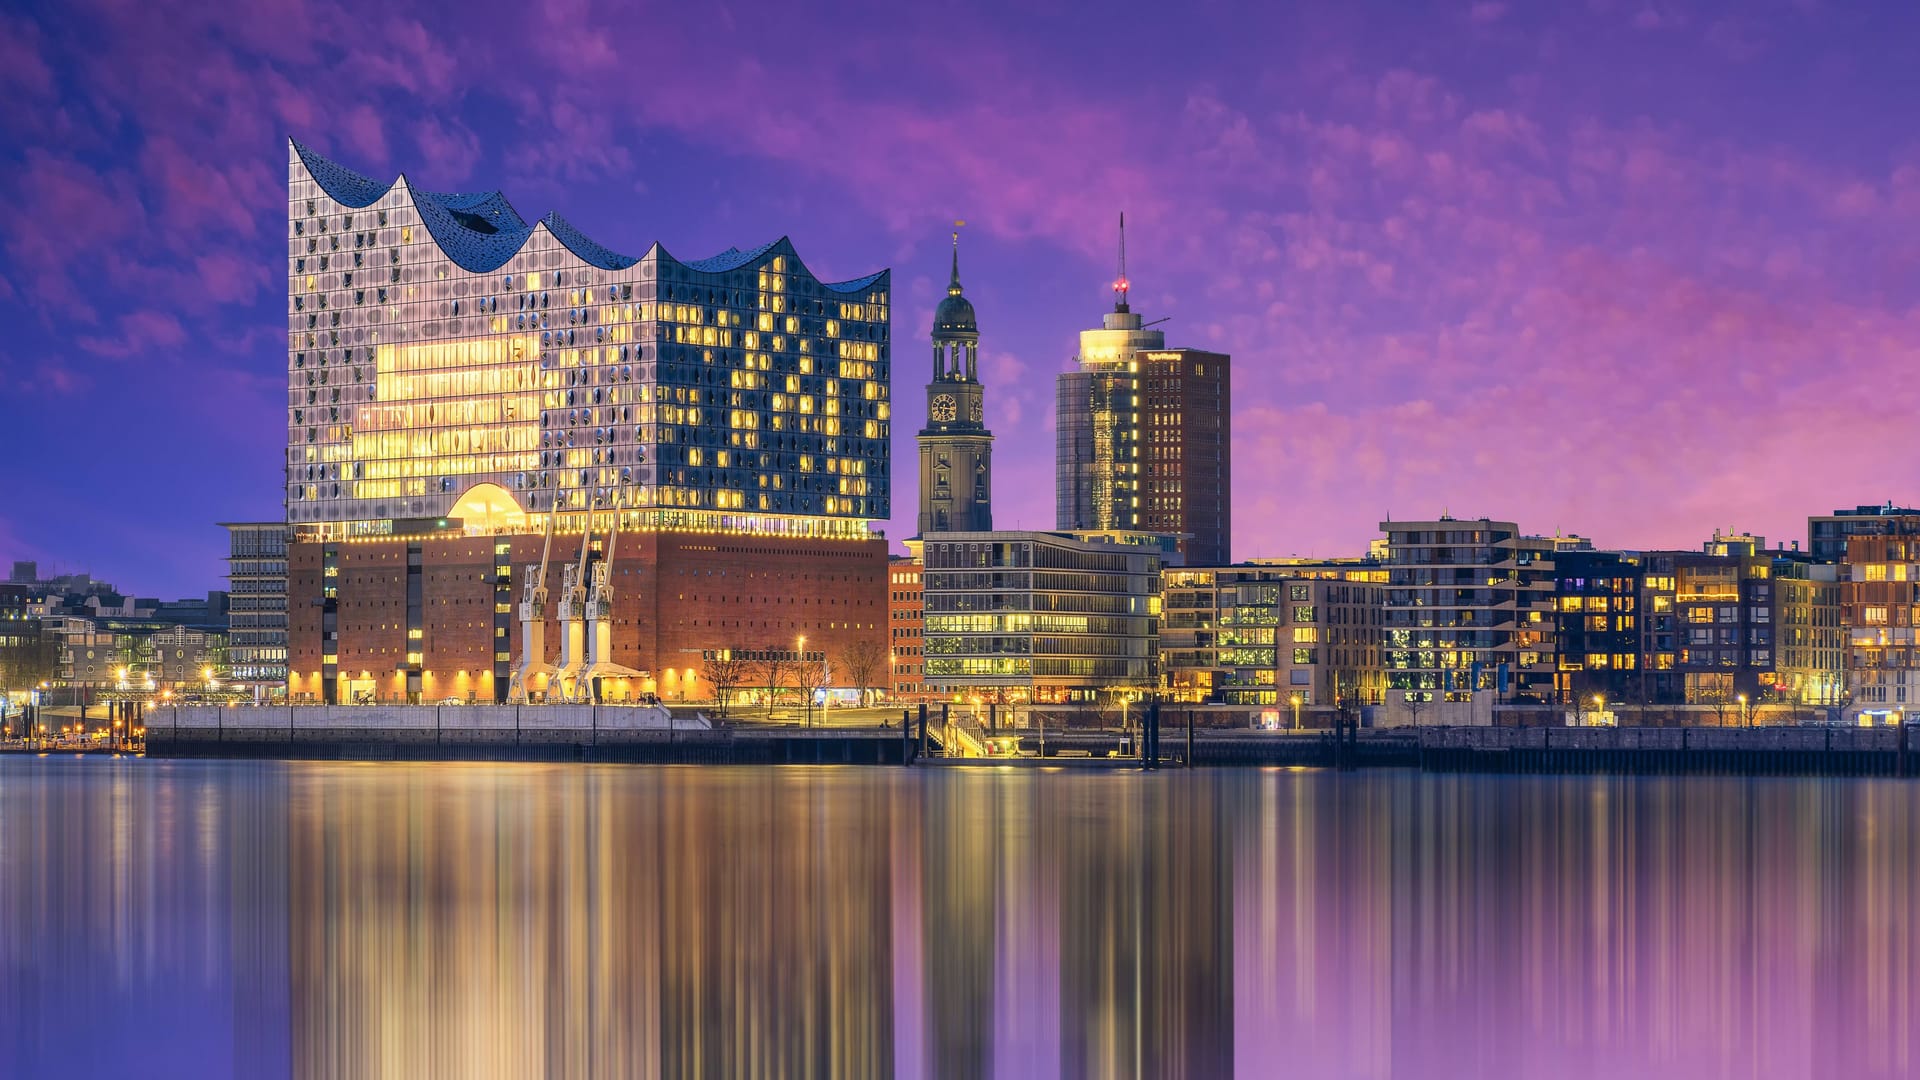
<box><xmin>293</xmin><ymin>141</ymin><xmax>390</xmax><ymax>208</ymax></box>
<box><xmin>410</xmin><ymin>188</ymin><xmax>536</xmax><ymax>273</ymax></box>
<box><xmin>544</xmin><ymin>213</ymin><xmax>640</xmax><ymax>270</ymax></box>
<box><xmin>290</xmin><ymin>140</ymin><xmax>884</xmax><ymax>287</ymax></box>
<box><xmin>683</xmin><ymin>238</ymin><xmax>784</xmax><ymax>274</ymax></box>
<box><xmin>823</xmin><ymin>270</ymin><xmax>889</xmax><ymax>294</ymax></box>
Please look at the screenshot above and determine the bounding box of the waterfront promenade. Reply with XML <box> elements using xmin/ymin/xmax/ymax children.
<box><xmin>132</xmin><ymin>704</ymin><xmax>1920</xmax><ymax>776</ymax></box>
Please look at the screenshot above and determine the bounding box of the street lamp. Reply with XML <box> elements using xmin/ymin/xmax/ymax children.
<box><xmin>1737</xmin><ymin>693</ymin><xmax>1749</xmax><ymax>729</ymax></box>
<box><xmin>796</xmin><ymin>635</ymin><xmax>809</xmax><ymax>726</ymax></box>
<box><xmin>1591</xmin><ymin>694</ymin><xmax>1605</xmax><ymax>726</ymax></box>
<box><xmin>1290</xmin><ymin>692</ymin><xmax>1303</xmax><ymax>732</ymax></box>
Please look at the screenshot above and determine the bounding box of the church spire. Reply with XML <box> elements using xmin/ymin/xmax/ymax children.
<box><xmin>918</xmin><ymin>221</ymin><xmax>993</xmax><ymax>536</ymax></box>
<box><xmin>949</xmin><ymin>225</ymin><xmax>964</xmax><ymax>295</ymax></box>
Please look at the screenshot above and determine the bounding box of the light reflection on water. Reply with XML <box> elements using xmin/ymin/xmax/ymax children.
<box><xmin>0</xmin><ymin>758</ymin><xmax>1915</xmax><ymax>1079</ymax></box>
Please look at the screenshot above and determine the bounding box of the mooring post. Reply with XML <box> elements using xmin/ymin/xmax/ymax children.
<box><xmin>901</xmin><ymin>708</ymin><xmax>912</xmax><ymax>765</ymax></box>
<box><xmin>918</xmin><ymin>704</ymin><xmax>929</xmax><ymax>760</ymax></box>
<box><xmin>1186</xmin><ymin>707</ymin><xmax>1195</xmax><ymax>767</ymax></box>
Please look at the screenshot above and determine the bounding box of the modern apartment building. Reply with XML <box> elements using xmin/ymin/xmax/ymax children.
<box><xmin>1838</xmin><ymin>514</ymin><xmax>1920</xmax><ymax>721</ymax></box>
<box><xmin>1160</xmin><ymin>561</ymin><xmax>1386</xmax><ymax>722</ymax></box>
<box><xmin>1379</xmin><ymin>519</ymin><xmax>1579</xmax><ymax>704</ymax></box>
<box><xmin>1637</xmin><ymin>535</ymin><xmax>1841</xmax><ymax>709</ymax></box>
<box><xmin>1809</xmin><ymin>504</ymin><xmax>1920</xmax><ymax>563</ymax></box>
<box><xmin>1550</xmin><ymin>549</ymin><xmax>1643</xmax><ymax>707</ymax></box>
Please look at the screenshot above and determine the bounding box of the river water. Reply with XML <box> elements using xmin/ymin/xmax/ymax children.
<box><xmin>0</xmin><ymin>757</ymin><xmax>1914</xmax><ymax>1079</ymax></box>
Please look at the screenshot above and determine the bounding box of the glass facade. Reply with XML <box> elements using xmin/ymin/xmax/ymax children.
<box><xmin>222</xmin><ymin>522</ymin><xmax>289</xmax><ymax>691</ymax></box>
<box><xmin>286</xmin><ymin>141</ymin><xmax>891</xmax><ymax>537</ymax></box>
<box><xmin>1161</xmin><ymin>563</ymin><xmax>1386</xmax><ymax>712</ymax></box>
<box><xmin>921</xmin><ymin>533</ymin><xmax>1161</xmax><ymax>702</ymax></box>
<box><xmin>1055</xmin><ymin>308</ymin><xmax>1232</xmax><ymax>563</ymax></box>
<box><xmin>1381</xmin><ymin>520</ymin><xmax>1569</xmax><ymax>704</ymax></box>
<box><xmin>1055</xmin><ymin>312</ymin><xmax>1160</xmax><ymax>535</ymax></box>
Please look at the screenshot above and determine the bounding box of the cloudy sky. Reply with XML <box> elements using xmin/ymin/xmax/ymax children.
<box><xmin>4</xmin><ymin>0</ymin><xmax>1919</xmax><ymax>596</ymax></box>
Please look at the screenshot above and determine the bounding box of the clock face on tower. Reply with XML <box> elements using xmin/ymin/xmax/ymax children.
<box><xmin>969</xmin><ymin>399</ymin><xmax>984</xmax><ymax>423</ymax></box>
<box><xmin>931</xmin><ymin>394</ymin><xmax>957</xmax><ymax>422</ymax></box>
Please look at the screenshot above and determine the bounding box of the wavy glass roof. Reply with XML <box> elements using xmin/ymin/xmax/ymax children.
<box><xmin>290</xmin><ymin>140</ymin><xmax>886</xmax><ymax>290</ymax></box>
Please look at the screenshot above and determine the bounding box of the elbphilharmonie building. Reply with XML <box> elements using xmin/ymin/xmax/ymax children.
<box><xmin>287</xmin><ymin>140</ymin><xmax>891</xmax><ymax>538</ymax></box>
<box><xmin>281</xmin><ymin>140</ymin><xmax>891</xmax><ymax>705</ymax></box>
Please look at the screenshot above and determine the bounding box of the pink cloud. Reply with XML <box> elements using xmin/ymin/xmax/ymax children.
<box><xmin>195</xmin><ymin>251</ymin><xmax>267</xmax><ymax>305</ymax></box>
<box><xmin>341</xmin><ymin>104</ymin><xmax>388</xmax><ymax>168</ymax></box>
<box><xmin>411</xmin><ymin>116</ymin><xmax>483</xmax><ymax>184</ymax></box>
<box><xmin>139</xmin><ymin>136</ymin><xmax>272</xmax><ymax>239</ymax></box>
<box><xmin>77</xmin><ymin>310</ymin><xmax>188</xmax><ymax>357</ymax></box>
<box><xmin>2</xmin><ymin>149</ymin><xmax>144</xmax><ymax>322</ymax></box>
<box><xmin>9</xmin><ymin>0</ymin><xmax>1920</xmax><ymax>575</ymax></box>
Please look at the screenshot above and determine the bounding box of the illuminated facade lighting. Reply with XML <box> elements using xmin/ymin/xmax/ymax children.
<box><xmin>1055</xmin><ymin>215</ymin><xmax>1230</xmax><ymax>564</ymax></box>
<box><xmin>285</xmin><ymin>140</ymin><xmax>891</xmax><ymax>539</ymax></box>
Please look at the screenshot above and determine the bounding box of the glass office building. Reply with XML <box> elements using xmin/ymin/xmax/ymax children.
<box><xmin>920</xmin><ymin>531</ymin><xmax>1163</xmax><ymax>703</ymax></box>
<box><xmin>287</xmin><ymin>140</ymin><xmax>891</xmax><ymax>539</ymax></box>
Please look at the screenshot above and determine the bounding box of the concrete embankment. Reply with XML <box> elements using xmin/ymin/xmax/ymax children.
<box><xmin>142</xmin><ymin>706</ymin><xmax>1916</xmax><ymax>775</ymax></box>
<box><xmin>911</xmin><ymin>726</ymin><xmax>1914</xmax><ymax>775</ymax></box>
<box><xmin>1413</xmin><ymin>724</ymin><xmax>1915</xmax><ymax>777</ymax></box>
<box><xmin>146</xmin><ymin>705</ymin><xmax>903</xmax><ymax>765</ymax></box>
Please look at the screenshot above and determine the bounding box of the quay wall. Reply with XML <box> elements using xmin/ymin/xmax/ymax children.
<box><xmin>1412</xmin><ymin>724</ymin><xmax>1914</xmax><ymax>776</ymax></box>
<box><xmin>142</xmin><ymin>705</ymin><xmax>902</xmax><ymax>764</ymax></box>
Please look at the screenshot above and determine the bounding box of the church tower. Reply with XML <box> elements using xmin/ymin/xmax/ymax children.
<box><xmin>917</xmin><ymin>230</ymin><xmax>994</xmax><ymax>535</ymax></box>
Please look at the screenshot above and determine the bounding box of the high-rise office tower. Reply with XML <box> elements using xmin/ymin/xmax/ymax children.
<box><xmin>1055</xmin><ymin>216</ymin><xmax>1231</xmax><ymax>564</ymax></box>
<box><xmin>916</xmin><ymin>232</ymin><xmax>993</xmax><ymax>534</ymax></box>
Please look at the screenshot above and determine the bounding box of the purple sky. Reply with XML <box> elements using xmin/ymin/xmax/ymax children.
<box><xmin>4</xmin><ymin>0</ymin><xmax>1920</xmax><ymax>597</ymax></box>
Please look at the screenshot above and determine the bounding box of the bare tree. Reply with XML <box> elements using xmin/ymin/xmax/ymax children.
<box><xmin>752</xmin><ymin>652</ymin><xmax>794</xmax><ymax>715</ymax></box>
<box><xmin>1334</xmin><ymin>671</ymin><xmax>1363</xmax><ymax>730</ymax></box>
<box><xmin>838</xmin><ymin>639</ymin><xmax>886</xmax><ymax>707</ymax></box>
<box><xmin>1695</xmin><ymin>685</ymin><xmax>1733</xmax><ymax>727</ymax></box>
<box><xmin>1404</xmin><ymin>692</ymin><xmax>1429</xmax><ymax>728</ymax></box>
<box><xmin>701</xmin><ymin>649</ymin><xmax>750</xmax><ymax>716</ymax></box>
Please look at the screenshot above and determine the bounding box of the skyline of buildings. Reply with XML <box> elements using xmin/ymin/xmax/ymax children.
<box><xmin>11</xmin><ymin>136</ymin><xmax>1920</xmax><ymax>722</ymax></box>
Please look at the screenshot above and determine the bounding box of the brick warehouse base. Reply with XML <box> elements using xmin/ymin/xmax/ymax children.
<box><xmin>288</xmin><ymin>528</ymin><xmax>889</xmax><ymax>704</ymax></box>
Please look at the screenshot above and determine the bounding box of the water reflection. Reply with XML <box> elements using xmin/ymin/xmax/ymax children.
<box><xmin>1</xmin><ymin>759</ymin><xmax>1916</xmax><ymax>1078</ymax></box>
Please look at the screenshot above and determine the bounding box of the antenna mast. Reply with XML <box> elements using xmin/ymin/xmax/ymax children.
<box><xmin>1113</xmin><ymin>212</ymin><xmax>1131</xmax><ymax>313</ymax></box>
